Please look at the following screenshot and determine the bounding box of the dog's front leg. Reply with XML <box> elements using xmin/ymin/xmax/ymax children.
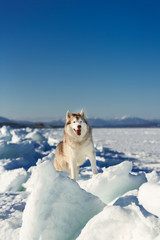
<box><xmin>70</xmin><ymin>158</ymin><xmax>77</xmax><ymax>181</ymax></box>
<box><xmin>90</xmin><ymin>154</ymin><xmax>98</xmax><ymax>175</ymax></box>
<box><xmin>87</xmin><ymin>145</ymin><xmax>98</xmax><ymax>175</ymax></box>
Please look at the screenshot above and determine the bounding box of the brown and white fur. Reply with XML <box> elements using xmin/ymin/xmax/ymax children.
<box><xmin>54</xmin><ymin>109</ymin><xmax>98</xmax><ymax>180</ymax></box>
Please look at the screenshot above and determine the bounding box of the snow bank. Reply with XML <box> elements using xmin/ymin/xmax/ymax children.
<box><xmin>76</xmin><ymin>204</ymin><xmax>160</xmax><ymax>240</ymax></box>
<box><xmin>0</xmin><ymin>128</ymin><xmax>51</xmax><ymax>171</ymax></box>
<box><xmin>0</xmin><ymin>168</ymin><xmax>27</xmax><ymax>192</ymax></box>
<box><xmin>0</xmin><ymin>192</ymin><xmax>27</xmax><ymax>240</ymax></box>
<box><xmin>145</xmin><ymin>170</ymin><xmax>160</xmax><ymax>183</ymax></box>
<box><xmin>0</xmin><ymin>141</ymin><xmax>40</xmax><ymax>170</ymax></box>
<box><xmin>25</xmin><ymin>129</ymin><xmax>46</xmax><ymax>143</ymax></box>
<box><xmin>138</xmin><ymin>182</ymin><xmax>160</xmax><ymax>218</ymax></box>
<box><xmin>0</xmin><ymin>126</ymin><xmax>12</xmax><ymax>141</ymax></box>
<box><xmin>79</xmin><ymin>161</ymin><xmax>147</xmax><ymax>204</ymax></box>
<box><xmin>20</xmin><ymin>160</ymin><xmax>105</xmax><ymax>240</ymax></box>
<box><xmin>0</xmin><ymin>141</ymin><xmax>36</xmax><ymax>160</ymax></box>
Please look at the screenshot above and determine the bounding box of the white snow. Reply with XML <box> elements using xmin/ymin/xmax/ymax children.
<box><xmin>138</xmin><ymin>182</ymin><xmax>160</xmax><ymax>218</ymax></box>
<box><xmin>78</xmin><ymin>161</ymin><xmax>146</xmax><ymax>204</ymax></box>
<box><xmin>76</xmin><ymin>204</ymin><xmax>160</xmax><ymax>240</ymax></box>
<box><xmin>0</xmin><ymin>167</ymin><xmax>27</xmax><ymax>192</ymax></box>
<box><xmin>0</xmin><ymin>192</ymin><xmax>28</xmax><ymax>240</ymax></box>
<box><xmin>0</xmin><ymin>126</ymin><xmax>160</xmax><ymax>240</ymax></box>
<box><xmin>92</xmin><ymin>128</ymin><xmax>160</xmax><ymax>172</ymax></box>
<box><xmin>20</xmin><ymin>160</ymin><xmax>105</xmax><ymax>240</ymax></box>
<box><xmin>25</xmin><ymin>129</ymin><xmax>46</xmax><ymax>143</ymax></box>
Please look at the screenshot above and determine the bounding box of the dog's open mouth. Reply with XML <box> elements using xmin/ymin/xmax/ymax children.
<box><xmin>74</xmin><ymin>129</ymin><xmax>81</xmax><ymax>136</ymax></box>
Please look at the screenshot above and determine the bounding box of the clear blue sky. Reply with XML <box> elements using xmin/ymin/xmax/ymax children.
<box><xmin>0</xmin><ymin>0</ymin><xmax>160</xmax><ymax>120</ymax></box>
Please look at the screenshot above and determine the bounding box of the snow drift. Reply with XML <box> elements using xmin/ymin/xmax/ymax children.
<box><xmin>20</xmin><ymin>160</ymin><xmax>105</xmax><ymax>240</ymax></box>
<box><xmin>79</xmin><ymin>161</ymin><xmax>147</xmax><ymax>204</ymax></box>
<box><xmin>0</xmin><ymin>167</ymin><xmax>27</xmax><ymax>192</ymax></box>
<box><xmin>76</xmin><ymin>204</ymin><xmax>160</xmax><ymax>240</ymax></box>
<box><xmin>138</xmin><ymin>182</ymin><xmax>160</xmax><ymax>218</ymax></box>
<box><xmin>0</xmin><ymin>191</ymin><xmax>27</xmax><ymax>240</ymax></box>
<box><xmin>0</xmin><ymin>127</ymin><xmax>50</xmax><ymax>171</ymax></box>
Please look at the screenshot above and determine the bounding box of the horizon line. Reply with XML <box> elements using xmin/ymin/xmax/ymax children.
<box><xmin>1</xmin><ymin>115</ymin><xmax>160</xmax><ymax>123</ymax></box>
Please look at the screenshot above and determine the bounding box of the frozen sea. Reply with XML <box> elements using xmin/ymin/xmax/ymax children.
<box><xmin>0</xmin><ymin>126</ymin><xmax>160</xmax><ymax>240</ymax></box>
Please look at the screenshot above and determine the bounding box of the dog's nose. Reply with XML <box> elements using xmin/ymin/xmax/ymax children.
<box><xmin>78</xmin><ymin>125</ymin><xmax>81</xmax><ymax>129</ymax></box>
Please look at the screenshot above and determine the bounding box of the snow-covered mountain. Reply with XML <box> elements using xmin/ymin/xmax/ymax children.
<box><xmin>0</xmin><ymin>116</ymin><xmax>13</xmax><ymax>123</ymax></box>
<box><xmin>0</xmin><ymin>116</ymin><xmax>160</xmax><ymax>128</ymax></box>
<box><xmin>87</xmin><ymin>116</ymin><xmax>160</xmax><ymax>127</ymax></box>
<box><xmin>0</xmin><ymin>116</ymin><xmax>35</xmax><ymax>127</ymax></box>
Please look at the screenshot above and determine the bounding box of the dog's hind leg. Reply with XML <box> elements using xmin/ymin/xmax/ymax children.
<box><xmin>54</xmin><ymin>157</ymin><xmax>62</xmax><ymax>171</ymax></box>
<box><xmin>76</xmin><ymin>166</ymin><xmax>79</xmax><ymax>179</ymax></box>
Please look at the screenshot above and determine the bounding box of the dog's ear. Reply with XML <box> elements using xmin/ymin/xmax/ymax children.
<box><xmin>66</xmin><ymin>110</ymin><xmax>72</xmax><ymax>121</ymax></box>
<box><xmin>80</xmin><ymin>109</ymin><xmax>85</xmax><ymax>118</ymax></box>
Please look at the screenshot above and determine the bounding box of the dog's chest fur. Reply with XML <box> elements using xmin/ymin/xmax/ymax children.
<box><xmin>62</xmin><ymin>125</ymin><xmax>92</xmax><ymax>165</ymax></box>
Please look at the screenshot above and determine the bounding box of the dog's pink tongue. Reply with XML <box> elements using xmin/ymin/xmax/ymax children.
<box><xmin>76</xmin><ymin>130</ymin><xmax>81</xmax><ymax>136</ymax></box>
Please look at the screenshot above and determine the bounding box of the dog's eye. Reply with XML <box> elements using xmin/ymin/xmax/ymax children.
<box><xmin>80</xmin><ymin>121</ymin><xmax>82</xmax><ymax>123</ymax></box>
<box><xmin>73</xmin><ymin>121</ymin><xmax>76</xmax><ymax>123</ymax></box>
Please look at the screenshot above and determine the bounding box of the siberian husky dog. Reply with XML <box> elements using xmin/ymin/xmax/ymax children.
<box><xmin>54</xmin><ymin>109</ymin><xmax>98</xmax><ymax>180</ymax></box>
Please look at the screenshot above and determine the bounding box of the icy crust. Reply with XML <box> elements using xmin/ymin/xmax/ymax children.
<box><xmin>78</xmin><ymin>161</ymin><xmax>147</xmax><ymax>204</ymax></box>
<box><xmin>19</xmin><ymin>161</ymin><xmax>105</xmax><ymax>240</ymax></box>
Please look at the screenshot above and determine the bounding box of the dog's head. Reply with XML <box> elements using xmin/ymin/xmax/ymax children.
<box><xmin>65</xmin><ymin>109</ymin><xmax>88</xmax><ymax>137</ymax></box>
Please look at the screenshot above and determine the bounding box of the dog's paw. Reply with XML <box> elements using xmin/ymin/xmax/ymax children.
<box><xmin>93</xmin><ymin>169</ymin><xmax>98</xmax><ymax>175</ymax></box>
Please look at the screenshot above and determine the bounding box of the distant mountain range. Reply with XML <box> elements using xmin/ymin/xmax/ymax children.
<box><xmin>0</xmin><ymin>116</ymin><xmax>160</xmax><ymax>128</ymax></box>
<box><xmin>87</xmin><ymin>117</ymin><xmax>160</xmax><ymax>128</ymax></box>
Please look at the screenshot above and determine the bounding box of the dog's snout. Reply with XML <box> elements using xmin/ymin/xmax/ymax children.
<box><xmin>78</xmin><ymin>125</ymin><xmax>81</xmax><ymax>129</ymax></box>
